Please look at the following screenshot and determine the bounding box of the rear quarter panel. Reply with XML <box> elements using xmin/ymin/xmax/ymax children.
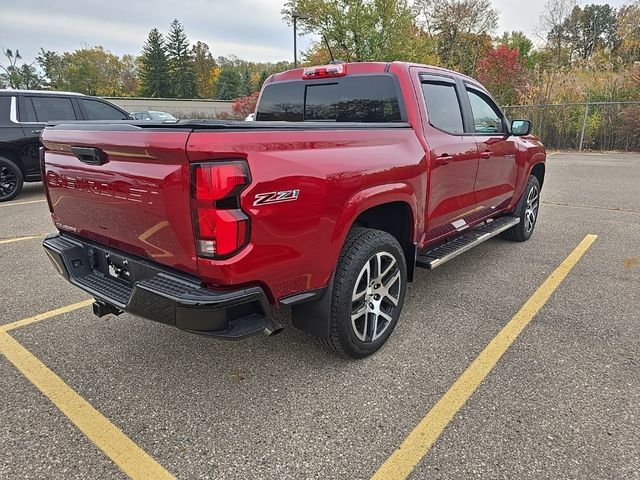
<box><xmin>187</xmin><ymin>128</ymin><xmax>426</xmax><ymax>301</ymax></box>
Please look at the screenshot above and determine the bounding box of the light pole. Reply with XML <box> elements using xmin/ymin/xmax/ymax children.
<box><xmin>292</xmin><ymin>12</ymin><xmax>308</xmax><ymax>68</ymax></box>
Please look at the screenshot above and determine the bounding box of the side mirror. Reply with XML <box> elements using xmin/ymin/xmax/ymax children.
<box><xmin>511</xmin><ymin>119</ymin><xmax>531</xmax><ymax>136</ymax></box>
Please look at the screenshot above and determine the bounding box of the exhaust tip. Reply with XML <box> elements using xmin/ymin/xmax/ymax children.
<box><xmin>264</xmin><ymin>320</ymin><xmax>284</xmax><ymax>337</ymax></box>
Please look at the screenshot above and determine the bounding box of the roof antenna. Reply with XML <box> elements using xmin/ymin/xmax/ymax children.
<box><xmin>322</xmin><ymin>34</ymin><xmax>342</xmax><ymax>65</ymax></box>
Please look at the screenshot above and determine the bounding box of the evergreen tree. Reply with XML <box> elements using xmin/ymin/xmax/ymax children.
<box><xmin>139</xmin><ymin>28</ymin><xmax>171</xmax><ymax>97</ymax></box>
<box><xmin>166</xmin><ymin>19</ymin><xmax>197</xmax><ymax>98</ymax></box>
<box><xmin>215</xmin><ymin>68</ymin><xmax>242</xmax><ymax>100</ymax></box>
<box><xmin>241</xmin><ymin>69</ymin><xmax>253</xmax><ymax>95</ymax></box>
<box><xmin>257</xmin><ymin>70</ymin><xmax>269</xmax><ymax>91</ymax></box>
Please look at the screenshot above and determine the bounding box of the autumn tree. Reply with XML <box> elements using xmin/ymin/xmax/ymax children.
<box><xmin>477</xmin><ymin>45</ymin><xmax>525</xmax><ymax>104</ymax></box>
<box><xmin>192</xmin><ymin>41</ymin><xmax>216</xmax><ymax>98</ymax></box>
<box><xmin>497</xmin><ymin>31</ymin><xmax>535</xmax><ymax>68</ymax></box>
<box><xmin>282</xmin><ymin>0</ymin><xmax>437</xmax><ymax>64</ymax></box>
<box><xmin>166</xmin><ymin>19</ymin><xmax>197</xmax><ymax>98</ymax></box>
<box><xmin>616</xmin><ymin>1</ymin><xmax>640</xmax><ymax>63</ymax></box>
<box><xmin>418</xmin><ymin>0</ymin><xmax>498</xmax><ymax>75</ymax></box>
<box><xmin>139</xmin><ymin>28</ymin><xmax>171</xmax><ymax>97</ymax></box>
<box><xmin>232</xmin><ymin>92</ymin><xmax>260</xmax><ymax>118</ymax></box>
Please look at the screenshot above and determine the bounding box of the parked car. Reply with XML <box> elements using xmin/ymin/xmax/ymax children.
<box><xmin>41</xmin><ymin>61</ymin><xmax>545</xmax><ymax>358</ymax></box>
<box><xmin>0</xmin><ymin>90</ymin><xmax>131</xmax><ymax>201</ymax></box>
<box><xmin>131</xmin><ymin>111</ymin><xmax>177</xmax><ymax>121</ymax></box>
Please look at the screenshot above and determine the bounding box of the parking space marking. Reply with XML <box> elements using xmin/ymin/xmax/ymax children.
<box><xmin>2</xmin><ymin>300</ymin><xmax>93</xmax><ymax>332</ymax></box>
<box><xmin>0</xmin><ymin>329</ymin><xmax>175</xmax><ymax>479</ymax></box>
<box><xmin>0</xmin><ymin>199</ymin><xmax>46</xmax><ymax>208</ymax></box>
<box><xmin>542</xmin><ymin>201</ymin><xmax>639</xmax><ymax>214</ymax></box>
<box><xmin>0</xmin><ymin>235</ymin><xmax>44</xmax><ymax>245</ymax></box>
<box><xmin>372</xmin><ymin>234</ymin><xmax>597</xmax><ymax>480</ymax></box>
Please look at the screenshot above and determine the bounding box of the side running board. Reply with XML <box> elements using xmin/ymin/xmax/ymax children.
<box><xmin>417</xmin><ymin>216</ymin><xmax>520</xmax><ymax>270</ymax></box>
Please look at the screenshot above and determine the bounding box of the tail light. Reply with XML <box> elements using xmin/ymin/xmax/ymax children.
<box><xmin>303</xmin><ymin>63</ymin><xmax>346</xmax><ymax>79</ymax></box>
<box><xmin>191</xmin><ymin>161</ymin><xmax>250</xmax><ymax>259</ymax></box>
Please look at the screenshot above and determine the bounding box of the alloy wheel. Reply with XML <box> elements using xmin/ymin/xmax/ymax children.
<box><xmin>0</xmin><ymin>165</ymin><xmax>18</xmax><ymax>199</ymax></box>
<box><xmin>351</xmin><ymin>251</ymin><xmax>402</xmax><ymax>342</ymax></box>
<box><xmin>524</xmin><ymin>184</ymin><xmax>539</xmax><ymax>233</ymax></box>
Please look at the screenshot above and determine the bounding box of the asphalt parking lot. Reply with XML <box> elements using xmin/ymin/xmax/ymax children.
<box><xmin>1</xmin><ymin>152</ymin><xmax>639</xmax><ymax>480</ymax></box>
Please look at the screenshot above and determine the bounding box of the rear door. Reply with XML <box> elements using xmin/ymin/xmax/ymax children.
<box><xmin>417</xmin><ymin>73</ymin><xmax>479</xmax><ymax>241</ymax></box>
<box><xmin>463</xmin><ymin>86</ymin><xmax>519</xmax><ymax>211</ymax></box>
<box><xmin>18</xmin><ymin>95</ymin><xmax>80</xmax><ymax>177</ymax></box>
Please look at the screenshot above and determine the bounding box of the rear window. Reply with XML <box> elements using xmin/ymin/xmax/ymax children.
<box><xmin>28</xmin><ymin>96</ymin><xmax>78</xmax><ymax>122</ymax></box>
<box><xmin>80</xmin><ymin>98</ymin><xmax>128</xmax><ymax>120</ymax></box>
<box><xmin>256</xmin><ymin>75</ymin><xmax>402</xmax><ymax>122</ymax></box>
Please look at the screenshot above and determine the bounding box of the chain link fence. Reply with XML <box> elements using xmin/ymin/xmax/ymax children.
<box><xmin>503</xmin><ymin>101</ymin><xmax>640</xmax><ymax>152</ymax></box>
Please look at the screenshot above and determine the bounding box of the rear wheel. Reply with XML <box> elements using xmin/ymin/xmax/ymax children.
<box><xmin>0</xmin><ymin>157</ymin><xmax>24</xmax><ymax>202</ymax></box>
<box><xmin>318</xmin><ymin>228</ymin><xmax>407</xmax><ymax>359</ymax></box>
<box><xmin>503</xmin><ymin>175</ymin><xmax>540</xmax><ymax>242</ymax></box>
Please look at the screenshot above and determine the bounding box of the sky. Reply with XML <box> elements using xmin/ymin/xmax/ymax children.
<box><xmin>0</xmin><ymin>0</ymin><xmax>632</xmax><ymax>66</ymax></box>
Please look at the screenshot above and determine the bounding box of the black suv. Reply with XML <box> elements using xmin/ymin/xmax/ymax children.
<box><xmin>0</xmin><ymin>90</ymin><xmax>131</xmax><ymax>201</ymax></box>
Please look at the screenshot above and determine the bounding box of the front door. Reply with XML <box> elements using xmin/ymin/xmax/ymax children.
<box><xmin>418</xmin><ymin>74</ymin><xmax>479</xmax><ymax>242</ymax></box>
<box><xmin>464</xmin><ymin>87</ymin><xmax>519</xmax><ymax>211</ymax></box>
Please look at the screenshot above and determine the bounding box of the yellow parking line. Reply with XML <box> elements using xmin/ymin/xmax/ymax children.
<box><xmin>0</xmin><ymin>235</ymin><xmax>44</xmax><ymax>245</ymax></box>
<box><xmin>372</xmin><ymin>234</ymin><xmax>597</xmax><ymax>480</ymax></box>
<box><xmin>0</xmin><ymin>330</ymin><xmax>175</xmax><ymax>479</ymax></box>
<box><xmin>2</xmin><ymin>300</ymin><xmax>94</xmax><ymax>332</ymax></box>
<box><xmin>0</xmin><ymin>199</ymin><xmax>46</xmax><ymax>208</ymax></box>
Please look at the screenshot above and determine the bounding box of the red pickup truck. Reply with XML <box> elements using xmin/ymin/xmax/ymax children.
<box><xmin>41</xmin><ymin>62</ymin><xmax>545</xmax><ymax>358</ymax></box>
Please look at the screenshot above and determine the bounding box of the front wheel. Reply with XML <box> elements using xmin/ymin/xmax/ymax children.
<box><xmin>503</xmin><ymin>175</ymin><xmax>540</xmax><ymax>242</ymax></box>
<box><xmin>318</xmin><ymin>228</ymin><xmax>407</xmax><ymax>359</ymax></box>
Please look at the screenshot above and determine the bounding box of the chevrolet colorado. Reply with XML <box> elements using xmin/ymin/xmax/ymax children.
<box><xmin>41</xmin><ymin>62</ymin><xmax>545</xmax><ymax>358</ymax></box>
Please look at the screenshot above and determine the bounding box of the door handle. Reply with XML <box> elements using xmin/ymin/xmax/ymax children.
<box><xmin>31</xmin><ymin>129</ymin><xmax>43</xmax><ymax>135</ymax></box>
<box><xmin>480</xmin><ymin>151</ymin><xmax>493</xmax><ymax>159</ymax></box>
<box><xmin>435</xmin><ymin>155</ymin><xmax>454</xmax><ymax>165</ymax></box>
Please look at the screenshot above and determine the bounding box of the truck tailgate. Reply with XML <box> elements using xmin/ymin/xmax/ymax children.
<box><xmin>41</xmin><ymin>128</ymin><xmax>198</xmax><ymax>274</ymax></box>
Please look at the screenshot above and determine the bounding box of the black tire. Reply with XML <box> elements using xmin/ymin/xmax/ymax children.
<box><xmin>503</xmin><ymin>175</ymin><xmax>540</xmax><ymax>242</ymax></box>
<box><xmin>318</xmin><ymin>227</ymin><xmax>407</xmax><ymax>359</ymax></box>
<box><xmin>0</xmin><ymin>156</ymin><xmax>24</xmax><ymax>202</ymax></box>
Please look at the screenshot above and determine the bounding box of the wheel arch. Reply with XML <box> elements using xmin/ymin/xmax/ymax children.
<box><xmin>530</xmin><ymin>162</ymin><xmax>545</xmax><ymax>189</ymax></box>
<box><xmin>0</xmin><ymin>148</ymin><xmax>25</xmax><ymax>173</ymax></box>
<box><xmin>351</xmin><ymin>201</ymin><xmax>416</xmax><ymax>282</ymax></box>
<box><xmin>290</xmin><ymin>186</ymin><xmax>419</xmax><ymax>338</ymax></box>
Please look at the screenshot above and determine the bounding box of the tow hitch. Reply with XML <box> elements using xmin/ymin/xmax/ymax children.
<box><xmin>92</xmin><ymin>301</ymin><xmax>123</xmax><ymax>318</ymax></box>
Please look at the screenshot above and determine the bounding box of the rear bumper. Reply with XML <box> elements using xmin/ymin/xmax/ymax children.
<box><xmin>42</xmin><ymin>233</ymin><xmax>281</xmax><ymax>339</ymax></box>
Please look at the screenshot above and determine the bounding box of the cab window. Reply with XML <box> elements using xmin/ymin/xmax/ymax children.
<box><xmin>421</xmin><ymin>81</ymin><xmax>464</xmax><ymax>134</ymax></box>
<box><xmin>467</xmin><ymin>89</ymin><xmax>504</xmax><ymax>134</ymax></box>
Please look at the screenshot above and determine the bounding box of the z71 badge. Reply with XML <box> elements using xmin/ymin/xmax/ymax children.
<box><xmin>253</xmin><ymin>189</ymin><xmax>300</xmax><ymax>206</ymax></box>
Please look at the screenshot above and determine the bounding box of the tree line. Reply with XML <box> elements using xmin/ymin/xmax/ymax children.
<box><xmin>1</xmin><ymin>19</ymin><xmax>292</xmax><ymax>100</ymax></box>
<box><xmin>284</xmin><ymin>0</ymin><xmax>640</xmax><ymax>106</ymax></box>
<box><xmin>1</xmin><ymin>1</ymin><xmax>639</xmax><ymax>107</ymax></box>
